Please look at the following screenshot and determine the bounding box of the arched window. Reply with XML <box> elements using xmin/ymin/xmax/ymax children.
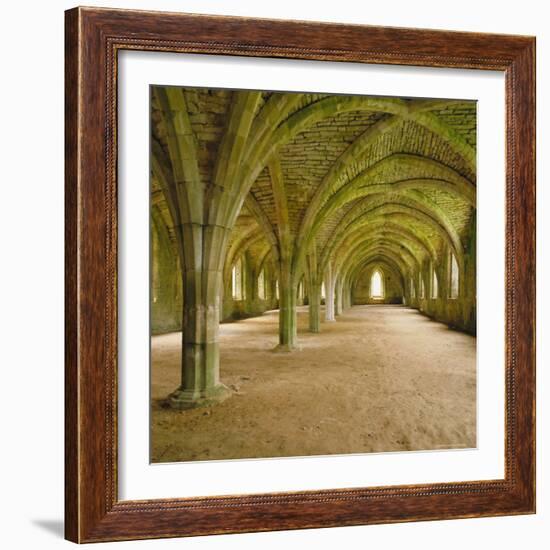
<box><xmin>449</xmin><ymin>252</ymin><xmax>459</xmax><ymax>299</ymax></box>
<box><xmin>419</xmin><ymin>273</ymin><xmax>425</xmax><ymax>299</ymax></box>
<box><xmin>370</xmin><ymin>269</ymin><xmax>384</xmax><ymax>299</ymax></box>
<box><xmin>410</xmin><ymin>276</ymin><xmax>416</xmax><ymax>299</ymax></box>
<box><xmin>431</xmin><ymin>267</ymin><xmax>439</xmax><ymax>299</ymax></box>
<box><xmin>275</xmin><ymin>280</ymin><xmax>279</xmax><ymax>300</ymax></box>
<box><xmin>321</xmin><ymin>282</ymin><xmax>326</xmax><ymax>299</ymax></box>
<box><xmin>231</xmin><ymin>257</ymin><xmax>244</xmax><ymax>301</ymax></box>
<box><xmin>257</xmin><ymin>268</ymin><xmax>266</xmax><ymax>300</ymax></box>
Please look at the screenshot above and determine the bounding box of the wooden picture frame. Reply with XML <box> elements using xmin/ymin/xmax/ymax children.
<box><xmin>65</xmin><ymin>6</ymin><xmax>536</xmax><ymax>543</ymax></box>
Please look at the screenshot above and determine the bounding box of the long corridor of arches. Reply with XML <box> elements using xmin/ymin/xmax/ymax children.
<box><xmin>150</xmin><ymin>85</ymin><xmax>477</xmax><ymax>460</ymax></box>
<box><xmin>152</xmin><ymin>305</ymin><xmax>476</xmax><ymax>462</ymax></box>
<box><xmin>151</xmin><ymin>86</ymin><xmax>476</xmax><ymax>409</ymax></box>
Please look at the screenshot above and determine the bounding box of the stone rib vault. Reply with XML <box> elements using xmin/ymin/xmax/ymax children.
<box><xmin>151</xmin><ymin>87</ymin><xmax>477</xmax><ymax>409</ymax></box>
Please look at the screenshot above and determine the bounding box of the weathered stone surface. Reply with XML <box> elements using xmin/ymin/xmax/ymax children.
<box><xmin>150</xmin><ymin>86</ymin><xmax>477</xmax><ymax>407</ymax></box>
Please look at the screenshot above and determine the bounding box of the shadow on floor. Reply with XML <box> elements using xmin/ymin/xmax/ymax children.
<box><xmin>31</xmin><ymin>519</ymin><xmax>64</xmax><ymax>539</ymax></box>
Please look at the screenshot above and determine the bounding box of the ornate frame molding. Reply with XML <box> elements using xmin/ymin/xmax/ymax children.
<box><xmin>65</xmin><ymin>7</ymin><xmax>535</xmax><ymax>542</ymax></box>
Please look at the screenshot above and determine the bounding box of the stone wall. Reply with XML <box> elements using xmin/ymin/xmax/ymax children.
<box><xmin>151</xmin><ymin>212</ymin><xmax>183</xmax><ymax>335</ymax></box>
<box><xmin>405</xmin><ymin>214</ymin><xmax>476</xmax><ymax>335</ymax></box>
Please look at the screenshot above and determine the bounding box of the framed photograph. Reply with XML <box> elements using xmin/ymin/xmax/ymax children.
<box><xmin>65</xmin><ymin>6</ymin><xmax>535</xmax><ymax>543</ymax></box>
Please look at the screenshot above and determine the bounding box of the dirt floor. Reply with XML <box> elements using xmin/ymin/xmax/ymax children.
<box><xmin>151</xmin><ymin>305</ymin><xmax>476</xmax><ymax>463</ymax></box>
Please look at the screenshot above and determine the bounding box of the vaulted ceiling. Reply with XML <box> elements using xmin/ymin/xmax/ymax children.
<box><xmin>151</xmin><ymin>86</ymin><xmax>476</xmax><ymax>289</ymax></box>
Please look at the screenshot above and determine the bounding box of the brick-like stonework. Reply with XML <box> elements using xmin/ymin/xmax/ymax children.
<box><xmin>150</xmin><ymin>85</ymin><xmax>477</xmax><ymax>407</ymax></box>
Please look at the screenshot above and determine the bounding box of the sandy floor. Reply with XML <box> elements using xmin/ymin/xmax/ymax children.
<box><xmin>151</xmin><ymin>305</ymin><xmax>476</xmax><ymax>463</ymax></box>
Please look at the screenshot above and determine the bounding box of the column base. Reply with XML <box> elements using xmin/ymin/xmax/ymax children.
<box><xmin>272</xmin><ymin>343</ymin><xmax>301</xmax><ymax>353</ymax></box>
<box><xmin>167</xmin><ymin>383</ymin><xmax>232</xmax><ymax>410</ymax></box>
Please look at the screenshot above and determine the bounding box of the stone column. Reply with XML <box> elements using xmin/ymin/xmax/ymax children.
<box><xmin>168</xmin><ymin>225</ymin><xmax>231</xmax><ymax>409</ymax></box>
<box><xmin>462</xmin><ymin>212</ymin><xmax>476</xmax><ymax>333</ymax></box>
<box><xmin>308</xmin><ymin>282</ymin><xmax>321</xmax><ymax>333</ymax></box>
<box><xmin>297</xmin><ymin>280</ymin><xmax>305</xmax><ymax>306</ymax></box>
<box><xmin>343</xmin><ymin>278</ymin><xmax>352</xmax><ymax>309</ymax></box>
<box><xmin>335</xmin><ymin>276</ymin><xmax>343</xmax><ymax>316</ymax></box>
<box><xmin>275</xmin><ymin>262</ymin><xmax>298</xmax><ymax>351</ymax></box>
<box><xmin>307</xmin><ymin>248</ymin><xmax>321</xmax><ymax>333</ymax></box>
<box><xmin>244</xmin><ymin>251</ymin><xmax>255</xmax><ymax>315</ymax></box>
<box><xmin>269</xmin><ymin>270</ymin><xmax>278</xmax><ymax>309</ymax></box>
<box><xmin>324</xmin><ymin>263</ymin><xmax>336</xmax><ymax>322</ymax></box>
<box><xmin>222</xmin><ymin>270</ymin><xmax>232</xmax><ymax>321</ymax></box>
